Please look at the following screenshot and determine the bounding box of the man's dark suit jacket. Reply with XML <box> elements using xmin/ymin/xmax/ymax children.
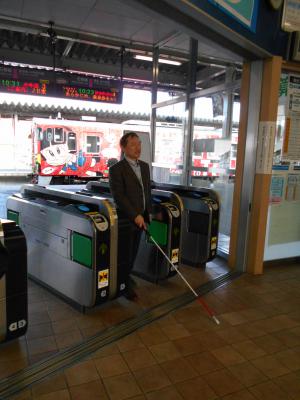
<box><xmin>109</xmin><ymin>158</ymin><xmax>152</xmax><ymax>222</ymax></box>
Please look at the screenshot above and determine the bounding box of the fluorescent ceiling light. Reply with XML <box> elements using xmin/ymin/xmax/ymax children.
<box><xmin>134</xmin><ymin>55</ymin><xmax>182</xmax><ymax>66</ymax></box>
<box><xmin>158</xmin><ymin>58</ymin><xmax>182</xmax><ymax>66</ymax></box>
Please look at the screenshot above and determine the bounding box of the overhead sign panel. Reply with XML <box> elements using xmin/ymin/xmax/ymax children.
<box><xmin>208</xmin><ymin>0</ymin><xmax>258</xmax><ymax>31</ymax></box>
<box><xmin>55</xmin><ymin>72</ymin><xmax>122</xmax><ymax>103</ymax></box>
<box><xmin>0</xmin><ymin>65</ymin><xmax>123</xmax><ymax>104</ymax></box>
<box><xmin>0</xmin><ymin>65</ymin><xmax>51</xmax><ymax>96</ymax></box>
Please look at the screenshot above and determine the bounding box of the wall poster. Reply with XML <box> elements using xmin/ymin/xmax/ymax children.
<box><xmin>282</xmin><ymin>116</ymin><xmax>300</xmax><ymax>161</ymax></box>
<box><xmin>256</xmin><ymin>121</ymin><xmax>276</xmax><ymax>174</ymax></box>
<box><xmin>270</xmin><ymin>175</ymin><xmax>285</xmax><ymax>204</ymax></box>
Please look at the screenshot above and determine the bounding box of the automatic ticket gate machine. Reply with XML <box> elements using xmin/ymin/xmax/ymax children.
<box><xmin>133</xmin><ymin>189</ymin><xmax>183</xmax><ymax>282</ymax></box>
<box><xmin>6</xmin><ymin>184</ymin><xmax>127</xmax><ymax>309</ymax></box>
<box><xmin>0</xmin><ymin>219</ymin><xmax>27</xmax><ymax>343</ymax></box>
<box><xmin>84</xmin><ymin>181</ymin><xmax>183</xmax><ymax>282</ymax></box>
<box><xmin>153</xmin><ymin>183</ymin><xmax>219</xmax><ymax>267</ymax></box>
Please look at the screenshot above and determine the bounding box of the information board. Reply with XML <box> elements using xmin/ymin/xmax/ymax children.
<box><xmin>282</xmin><ymin>116</ymin><xmax>300</xmax><ymax>161</ymax></box>
<box><xmin>0</xmin><ymin>65</ymin><xmax>123</xmax><ymax>104</ymax></box>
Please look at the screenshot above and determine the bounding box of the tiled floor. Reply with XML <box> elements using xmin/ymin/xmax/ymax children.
<box><xmin>1</xmin><ymin>257</ymin><xmax>228</xmax><ymax>370</ymax></box>
<box><xmin>2</xmin><ymin>261</ymin><xmax>300</xmax><ymax>399</ymax></box>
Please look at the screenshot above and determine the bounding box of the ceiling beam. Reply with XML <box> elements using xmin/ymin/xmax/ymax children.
<box><xmin>154</xmin><ymin>30</ymin><xmax>182</xmax><ymax>48</ymax></box>
<box><xmin>0</xmin><ymin>16</ymin><xmax>241</xmax><ymax>68</ymax></box>
<box><xmin>196</xmin><ymin>66</ymin><xmax>226</xmax><ymax>85</ymax></box>
<box><xmin>0</xmin><ymin>47</ymin><xmax>187</xmax><ymax>86</ymax></box>
<box><xmin>62</xmin><ymin>41</ymin><xmax>74</xmax><ymax>58</ymax></box>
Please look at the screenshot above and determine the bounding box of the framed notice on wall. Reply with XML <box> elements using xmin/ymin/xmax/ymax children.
<box><xmin>282</xmin><ymin>116</ymin><xmax>300</xmax><ymax>161</ymax></box>
<box><xmin>282</xmin><ymin>0</ymin><xmax>300</xmax><ymax>32</ymax></box>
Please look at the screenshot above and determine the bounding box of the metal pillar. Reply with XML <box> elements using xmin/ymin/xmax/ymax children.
<box><xmin>235</xmin><ymin>61</ymin><xmax>263</xmax><ymax>272</ymax></box>
<box><xmin>182</xmin><ymin>38</ymin><xmax>197</xmax><ymax>185</ymax></box>
<box><xmin>150</xmin><ymin>47</ymin><xmax>159</xmax><ymax>163</ymax></box>
<box><xmin>222</xmin><ymin>66</ymin><xmax>235</xmax><ymax>138</ymax></box>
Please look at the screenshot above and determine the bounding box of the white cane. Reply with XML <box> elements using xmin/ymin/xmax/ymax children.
<box><xmin>146</xmin><ymin>230</ymin><xmax>220</xmax><ymax>325</ymax></box>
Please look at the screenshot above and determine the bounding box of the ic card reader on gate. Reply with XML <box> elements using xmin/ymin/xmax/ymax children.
<box><xmin>87</xmin><ymin>213</ymin><xmax>109</xmax><ymax>231</ymax></box>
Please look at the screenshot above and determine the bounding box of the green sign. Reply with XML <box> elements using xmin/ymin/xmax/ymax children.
<box><xmin>279</xmin><ymin>75</ymin><xmax>288</xmax><ymax>97</ymax></box>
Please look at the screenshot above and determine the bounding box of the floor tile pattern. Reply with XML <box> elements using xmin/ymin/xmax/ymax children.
<box><xmin>2</xmin><ymin>261</ymin><xmax>300</xmax><ymax>399</ymax></box>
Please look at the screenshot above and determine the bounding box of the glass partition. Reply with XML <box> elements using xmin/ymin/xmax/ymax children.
<box><xmin>190</xmin><ymin>96</ymin><xmax>240</xmax><ymax>255</ymax></box>
<box><xmin>153</xmin><ymin>102</ymin><xmax>186</xmax><ymax>184</ymax></box>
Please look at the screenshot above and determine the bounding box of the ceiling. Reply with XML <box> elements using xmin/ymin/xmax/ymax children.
<box><xmin>0</xmin><ymin>0</ymin><xmax>243</xmax><ymax>91</ymax></box>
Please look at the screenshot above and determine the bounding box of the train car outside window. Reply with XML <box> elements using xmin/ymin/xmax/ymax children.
<box><xmin>46</xmin><ymin>128</ymin><xmax>53</xmax><ymax>142</ymax></box>
<box><xmin>53</xmin><ymin>128</ymin><xmax>64</xmax><ymax>143</ymax></box>
<box><xmin>67</xmin><ymin>132</ymin><xmax>76</xmax><ymax>152</ymax></box>
<box><xmin>86</xmin><ymin>136</ymin><xmax>100</xmax><ymax>153</ymax></box>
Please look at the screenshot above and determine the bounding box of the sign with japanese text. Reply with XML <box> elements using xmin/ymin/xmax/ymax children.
<box><xmin>0</xmin><ymin>65</ymin><xmax>123</xmax><ymax>104</ymax></box>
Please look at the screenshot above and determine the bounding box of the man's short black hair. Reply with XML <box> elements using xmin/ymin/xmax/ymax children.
<box><xmin>120</xmin><ymin>132</ymin><xmax>139</xmax><ymax>148</ymax></box>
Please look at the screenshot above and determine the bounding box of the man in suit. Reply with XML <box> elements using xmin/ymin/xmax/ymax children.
<box><xmin>109</xmin><ymin>132</ymin><xmax>152</xmax><ymax>300</ymax></box>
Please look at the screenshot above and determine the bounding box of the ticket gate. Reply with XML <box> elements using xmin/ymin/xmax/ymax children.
<box><xmin>83</xmin><ymin>181</ymin><xmax>183</xmax><ymax>282</ymax></box>
<box><xmin>153</xmin><ymin>183</ymin><xmax>219</xmax><ymax>267</ymax></box>
<box><xmin>6</xmin><ymin>184</ymin><xmax>129</xmax><ymax>309</ymax></box>
<box><xmin>133</xmin><ymin>190</ymin><xmax>182</xmax><ymax>282</ymax></box>
<box><xmin>0</xmin><ymin>219</ymin><xmax>27</xmax><ymax>343</ymax></box>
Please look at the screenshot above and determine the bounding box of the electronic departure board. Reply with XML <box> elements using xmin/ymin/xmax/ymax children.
<box><xmin>0</xmin><ymin>65</ymin><xmax>123</xmax><ymax>104</ymax></box>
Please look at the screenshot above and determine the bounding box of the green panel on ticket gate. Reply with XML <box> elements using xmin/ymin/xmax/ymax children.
<box><xmin>71</xmin><ymin>232</ymin><xmax>92</xmax><ymax>268</ymax></box>
<box><xmin>148</xmin><ymin>220</ymin><xmax>168</xmax><ymax>246</ymax></box>
<box><xmin>7</xmin><ymin>210</ymin><xmax>19</xmax><ymax>225</ymax></box>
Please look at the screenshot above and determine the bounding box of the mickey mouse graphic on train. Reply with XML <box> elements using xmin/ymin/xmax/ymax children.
<box><xmin>34</xmin><ymin>119</ymin><xmax>122</xmax><ymax>178</ymax></box>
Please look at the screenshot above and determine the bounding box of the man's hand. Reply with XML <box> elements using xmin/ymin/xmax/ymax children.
<box><xmin>134</xmin><ymin>214</ymin><xmax>146</xmax><ymax>230</ymax></box>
